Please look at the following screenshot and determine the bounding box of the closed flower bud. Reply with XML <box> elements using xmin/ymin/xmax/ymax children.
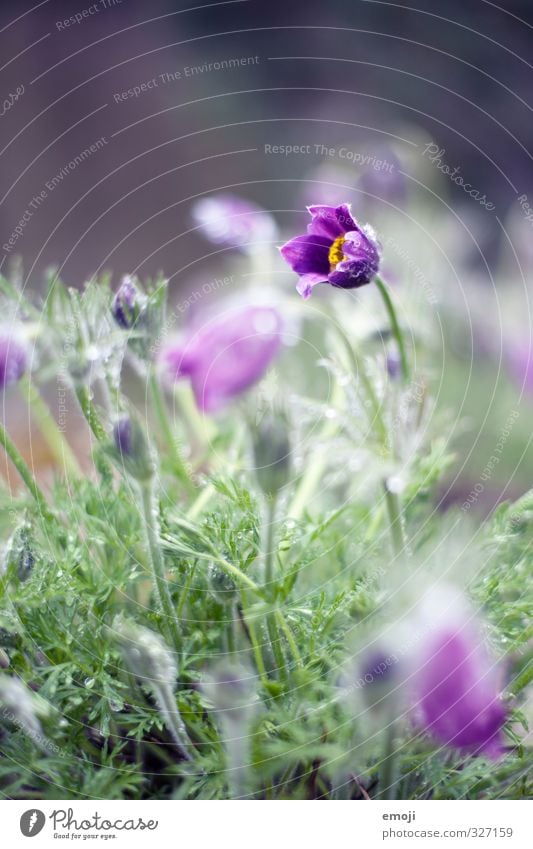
<box><xmin>252</xmin><ymin>413</ymin><xmax>291</xmax><ymax>499</ymax></box>
<box><xmin>0</xmin><ymin>675</ymin><xmax>48</xmax><ymax>747</ymax></box>
<box><xmin>111</xmin><ymin>415</ymin><xmax>155</xmax><ymax>482</ymax></box>
<box><xmin>111</xmin><ymin>276</ymin><xmax>146</xmax><ymax>330</ymax></box>
<box><xmin>112</xmin><ymin>616</ymin><xmax>176</xmax><ymax>687</ymax></box>
<box><xmin>112</xmin><ymin>617</ymin><xmax>192</xmax><ymax>760</ymax></box>
<box><xmin>208</xmin><ymin>563</ymin><xmax>238</xmax><ymax>603</ymax></box>
<box><xmin>2</xmin><ymin>523</ymin><xmax>34</xmax><ymax>581</ymax></box>
<box><xmin>201</xmin><ymin>662</ymin><xmax>257</xmax><ymax>720</ymax></box>
<box><xmin>201</xmin><ymin>662</ymin><xmax>258</xmax><ymax>798</ymax></box>
<box><xmin>0</xmin><ymin>331</ymin><xmax>28</xmax><ymax>390</ymax></box>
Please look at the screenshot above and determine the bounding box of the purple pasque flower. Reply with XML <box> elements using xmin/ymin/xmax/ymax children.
<box><xmin>412</xmin><ymin>619</ymin><xmax>506</xmax><ymax>758</ymax></box>
<box><xmin>192</xmin><ymin>194</ymin><xmax>277</xmax><ymax>253</ymax></box>
<box><xmin>279</xmin><ymin>203</ymin><xmax>380</xmax><ymax>299</ymax></box>
<box><xmin>162</xmin><ymin>304</ymin><xmax>283</xmax><ymax>413</ymax></box>
<box><xmin>0</xmin><ymin>332</ymin><xmax>28</xmax><ymax>390</ymax></box>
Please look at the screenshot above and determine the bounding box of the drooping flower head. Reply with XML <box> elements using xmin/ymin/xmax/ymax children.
<box><xmin>162</xmin><ymin>303</ymin><xmax>283</xmax><ymax>413</ymax></box>
<box><xmin>280</xmin><ymin>204</ymin><xmax>380</xmax><ymax>299</ymax></box>
<box><xmin>411</xmin><ymin>589</ymin><xmax>507</xmax><ymax>758</ymax></box>
<box><xmin>0</xmin><ymin>331</ymin><xmax>28</xmax><ymax>390</ymax></box>
<box><xmin>192</xmin><ymin>194</ymin><xmax>277</xmax><ymax>253</ymax></box>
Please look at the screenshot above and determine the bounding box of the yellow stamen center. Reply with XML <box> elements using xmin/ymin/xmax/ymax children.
<box><xmin>328</xmin><ymin>235</ymin><xmax>346</xmax><ymax>269</ymax></box>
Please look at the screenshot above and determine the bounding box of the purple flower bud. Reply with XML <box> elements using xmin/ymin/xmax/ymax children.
<box><xmin>113</xmin><ymin>416</ymin><xmax>133</xmax><ymax>457</ymax></box>
<box><xmin>386</xmin><ymin>350</ymin><xmax>401</xmax><ymax>381</ymax></box>
<box><xmin>192</xmin><ymin>194</ymin><xmax>277</xmax><ymax>253</ymax></box>
<box><xmin>0</xmin><ymin>333</ymin><xmax>27</xmax><ymax>390</ymax></box>
<box><xmin>280</xmin><ymin>203</ymin><xmax>380</xmax><ymax>299</ymax></box>
<box><xmin>412</xmin><ymin>619</ymin><xmax>506</xmax><ymax>758</ymax></box>
<box><xmin>162</xmin><ymin>304</ymin><xmax>283</xmax><ymax>413</ymax></box>
<box><xmin>112</xmin><ymin>416</ymin><xmax>155</xmax><ymax>481</ymax></box>
<box><xmin>112</xmin><ymin>276</ymin><xmax>144</xmax><ymax>329</ymax></box>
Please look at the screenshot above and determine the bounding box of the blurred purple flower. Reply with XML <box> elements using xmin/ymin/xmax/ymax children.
<box><xmin>507</xmin><ymin>342</ymin><xmax>533</xmax><ymax>394</ymax></box>
<box><xmin>162</xmin><ymin>304</ymin><xmax>283</xmax><ymax>412</ymax></box>
<box><xmin>358</xmin><ymin>147</ymin><xmax>406</xmax><ymax>211</ymax></box>
<box><xmin>192</xmin><ymin>194</ymin><xmax>277</xmax><ymax>253</ymax></box>
<box><xmin>300</xmin><ymin>163</ymin><xmax>354</xmax><ymax>209</ymax></box>
<box><xmin>280</xmin><ymin>203</ymin><xmax>380</xmax><ymax>299</ymax></box>
<box><xmin>0</xmin><ymin>332</ymin><xmax>27</xmax><ymax>390</ymax></box>
<box><xmin>413</xmin><ymin>624</ymin><xmax>506</xmax><ymax>757</ymax></box>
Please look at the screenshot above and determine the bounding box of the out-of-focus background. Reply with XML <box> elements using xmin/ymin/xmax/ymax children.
<box><xmin>1</xmin><ymin>0</ymin><xmax>532</xmax><ymax>507</ymax></box>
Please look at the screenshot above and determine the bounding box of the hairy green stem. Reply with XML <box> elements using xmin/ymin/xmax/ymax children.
<box><xmin>19</xmin><ymin>375</ymin><xmax>81</xmax><ymax>478</ymax></box>
<box><xmin>155</xmin><ymin>683</ymin><xmax>193</xmax><ymax>761</ymax></box>
<box><xmin>149</xmin><ymin>372</ymin><xmax>196</xmax><ymax>494</ymax></box>
<box><xmin>263</xmin><ymin>498</ymin><xmax>287</xmax><ymax>680</ymax></box>
<box><xmin>140</xmin><ymin>483</ymin><xmax>180</xmax><ymax>649</ymax></box>
<box><xmin>377</xmin><ymin>718</ymin><xmax>399</xmax><ymax>800</ymax></box>
<box><xmin>375</xmin><ymin>275</ymin><xmax>410</xmax><ymax>382</ymax></box>
<box><xmin>326</xmin><ymin>312</ymin><xmax>387</xmax><ymax>444</ymax></box>
<box><xmin>286</xmin><ymin>380</ymin><xmax>344</xmax><ymax>523</ymax></box>
<box><xmin>0</xmin><ymin>420</ymin><xmax>53</xmax><ymax>521</ymax></box>
<box><xmin>383</xmin><ymin>481</ymin><xmax>406</xmax><ymax>557</ymax></box>
<box><xmin>240</xmin><ymin>591</ymin><xmax>270</xmax><ymax>690</ymax></box>
<box><xmin>75</xmin><ymin>385</ymin><xmax>107</xmax><ymax>441</ymax></box>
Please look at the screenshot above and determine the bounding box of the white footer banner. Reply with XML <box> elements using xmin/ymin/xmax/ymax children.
<box><xmin>1</xmin><ymin>799</ymin><xmax>529</xmax><ymax>848</ymax></box>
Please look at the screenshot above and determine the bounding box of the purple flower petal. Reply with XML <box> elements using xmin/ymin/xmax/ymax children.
<box><xmin>327</xmin><ymin>228</ymin><xmax>380</xmax><ymax>289</ymax></box>
<box><xmin>307</xmin><ymin>203</ymin><xmax>357</xmax><ymax>239</ymax></box>
<box><xmin>413</xmin><ymin>627</ymin><xmax>506</xmax><ymax>757</ymax></box>
<box><xmin>296</xmin><ymin>273</ymin><xmax>327</xmax><ymax>299</ymax></box>
<box><xmin>0</xmin><ymin>334</ymin><xmax>27</xmax><ymax>390</ymax></box>
<box><xmin>279</xmin><ymin>234</ymin><xmax>331</xmax><ymax>277</ymax></box>
<box><xmin>162</xmin><ymin>305</ymin><xmax>283</xmax><ymax>413</ymax></box>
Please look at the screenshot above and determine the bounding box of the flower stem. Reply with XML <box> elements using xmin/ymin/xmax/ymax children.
<box><xmin>326</xmin><ymin>312</ymin><xmax>387</xmax><ymax>443</ymax></box>
<box><xmin>149</xmin><ymin>371</ymin><xmax>196</xmax><ymax>495</ymax></box>
<box><xmin>383</xmin><ymin>480</ymin><xmax>406</xmax><ymax>557</ymax></box>
<box><xmin>240</xmin><ymin>591</ymin><xmax>270</xmax><ymax>690</ymax></box>
<box><xmin>263</xmin><ymin>496</ymin><xmax>277</xmax><ymax>592</ymax></box>
<box><xmin>375</xmin><ymin>275</ymin><xmax>410</xmax><ymax>382</ymax></box>
<box><xmin>286</xmin><ymin>380</ymin><xmax>343</xmax><ymax>522</ymax></box>
<box><xmin>75</xmin><ymin>385</ymin><xmax>107</xmax><ymax>441</ymax></box>
<box><xmin>186</xmin><ymin>424</ymin><xmax>245</xmax><ymax>520</ymax></box>
<box><xmin>140</xmin><ymin>482</ymin><xmax>180</xmax><ymax>649</ymax></box>
<box><xmin>377</xmin><ymin>718</ymin><xmax>399</xmax><ymax>800</ymax></box>
<box><xmin>19</xmin><ymin>375</ymin><xmax>81</xmax><ymax>478</ymax></box>
<box><xmin>155</xmin><ymin>683</ymin><xmax>193</xmax><ymax>761</ymax></box>
<box><xmin>263</xmin><ymin>497</ymin><xmax>286</xmax><ymax>680</ymax></box>
<box><xmin>0</xmin><ymin>420</ymin><xmax>53</xmax><ymax>521</ymax></box>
